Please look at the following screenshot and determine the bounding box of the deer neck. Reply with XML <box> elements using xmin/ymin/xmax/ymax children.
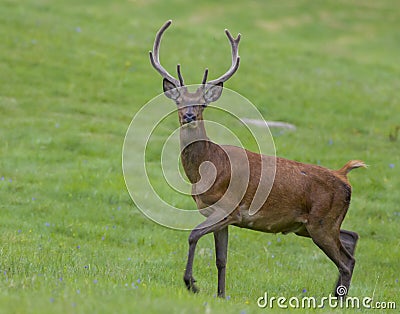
<box><xmin>180</xmin><ymin>120</ymin><xmax>211</xmax><ymax>183</ymax></box>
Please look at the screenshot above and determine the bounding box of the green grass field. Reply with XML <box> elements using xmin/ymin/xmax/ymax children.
<box><xmin>1</xmin><ymin>0</ymin><xmax>399</xmax><ymax>313</ymax></box>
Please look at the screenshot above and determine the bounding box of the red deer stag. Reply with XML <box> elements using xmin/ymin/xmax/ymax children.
<box><xmin>149</xmin><ymin>20</ymin><xmax>365</xmax><ymax>298</ymax></box>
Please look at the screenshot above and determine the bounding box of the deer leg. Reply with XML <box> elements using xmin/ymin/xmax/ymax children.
<box><xmin>306</xmin><ymin>224</ymin><xmax>354</xmax><ymax>297</ymax></box>
<box><xmin>340</xmin><ymin>229</ymin><xmax>359</xmax><ymax>256</ymax></box>
<box><xmin>334</xmin><ymin>240</ymin><xmax>356</xmax><ymax>297</ymax></box>
<box><xmin>295</xmin><ymin>227</ymin><xmax>358</xmax><ymax>258</ymax></box>
<box><xmin>214</xmin><ymin>227</ymin><xmax>228</xmax><ymax>298</ymax></box>
<box><xmin>184</xmin><ymin>232</ymin><xmax>199</xmax><ymax>294</ymax></box>
<box><xmin>335</xmin><ymin>229</ymin><xmax>358</xmax><ymax>294</ymax></box>
<box><xmin>184</xmin><ymin>213</ymin><xmax>237</xmax><ymax>294</ymax></box>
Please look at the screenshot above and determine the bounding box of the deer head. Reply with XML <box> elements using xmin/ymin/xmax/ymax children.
<box><xmin>149</xmin><ymin>20</ymin><xmax>241</xmax><ymax>127</ymax></box>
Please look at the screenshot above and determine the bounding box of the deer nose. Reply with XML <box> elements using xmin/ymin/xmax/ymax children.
<box><xmin>183</xmin><ymin>112</ymin><xmax>196</xmax><ymax>123</ymax></box>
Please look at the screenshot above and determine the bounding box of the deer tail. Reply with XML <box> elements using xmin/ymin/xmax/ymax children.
<box><xmin>336</xmin><ymin>160</ymin><xmax>367</xmax><ymax>176</ymax></box>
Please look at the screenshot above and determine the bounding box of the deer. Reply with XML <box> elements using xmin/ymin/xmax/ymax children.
<box><xmin>149</xmin><ymin>20</ymin><xmax>366</xmax><ymax>299</ymax></box>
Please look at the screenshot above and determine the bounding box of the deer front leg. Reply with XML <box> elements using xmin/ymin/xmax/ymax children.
<box><xmin>183</xmin><ymin>229</ymin><xmax>200</xmax><ymax>293</ymax></box>
<box><xmin>214</xmin><ymin>227</ymin><xmax>228</xmax><ymax>298</ymax></box>
<box><xmin>184</xmin><ymin>212</ymin><xmax>237</xmax><ymax>295</ymax></box>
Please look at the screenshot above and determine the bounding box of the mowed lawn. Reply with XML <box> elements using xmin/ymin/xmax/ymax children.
<box><xmin>1</xmin><ymin>0</ymin><xmax>399</xmax><ymax>313</ymax></box>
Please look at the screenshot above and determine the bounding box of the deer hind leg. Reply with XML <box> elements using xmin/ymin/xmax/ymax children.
<box><xmin>295</xmin><ymin>224</ymin><xmax>358</xmax><ymax>297</ymax></box>
<box><xmin>184</xmin><ymin>212</ymin><xmax>237</xmax><ymax>295</ymax></box>
<box><xmin>336</xmin><ymin>229</ymin><xmax>359</xmax><ymax>293</ymax></box>
<box><xmin>340</xmin><ymin>229</ymin><xmax>359</xmax><ymax>257</ymax></box>
<box><xmin>296</xmin><ymin>228</ymin><xmax>358</xmax><ymax>258</ymax></box>
<box><xmin>306</xmin><ymin>221</ymin><xmax>355</xmax><ymax>297</ymax></box>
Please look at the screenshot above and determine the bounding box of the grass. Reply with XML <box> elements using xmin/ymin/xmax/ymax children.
<box><xmin>1</xmin><ymin>0</ymin><xmax>399</xmax><ymax>313</ymax></box>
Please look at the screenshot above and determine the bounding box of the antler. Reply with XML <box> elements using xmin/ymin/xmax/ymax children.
<box><xmin>206</xmin><ymin>29</ymin><xmax>241</xmax><ymax>86</ymax></box>
<box><xmin>149</xmin><ymin>20</ymin><xmax>181</xmax><ymax>87</ymax></box>
<box><xmin>150</xmin><ymin>21</ymin><xmax>241</xmax><ymax>88</ymax></box>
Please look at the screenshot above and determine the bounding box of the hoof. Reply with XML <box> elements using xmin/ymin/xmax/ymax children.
<box><xmin>184</xmin><ymin>276</ymin><xmax>199</xmax><ymax>293</ymax></box>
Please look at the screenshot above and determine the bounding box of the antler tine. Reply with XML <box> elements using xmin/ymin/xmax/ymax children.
<box><xmin>225</xmin><ymin>29</ymin><xmax>241</xmax><ymax>64</ymax></box>
<box><xmin>201</xmin><ymin>68</ymin><xmax>209</xmax><ymax>85</ymax></box>
<box><xmin>177</xmin><ymin>64</ymin><xmax>185</xmax><ymax>86</ymax></box>
<box><xmin>206</xmin><ymin>29</ymin><xmax>241</xmax><ymax>86</ymax></box>
<box><xmin>149</xmin><ymin>20</ymin><xmax>181</xmax><ymax>87</ymax></box>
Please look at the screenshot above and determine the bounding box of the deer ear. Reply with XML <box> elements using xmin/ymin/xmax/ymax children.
<box><xmin>163</xmin><ymin>78</ymin><xmax>180</xmax><ymax>100</ymax></box>
<box><xmin>204</xmin><ymin>82</ymin><xmax>223</xmax><ymax>103</ymax></box>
